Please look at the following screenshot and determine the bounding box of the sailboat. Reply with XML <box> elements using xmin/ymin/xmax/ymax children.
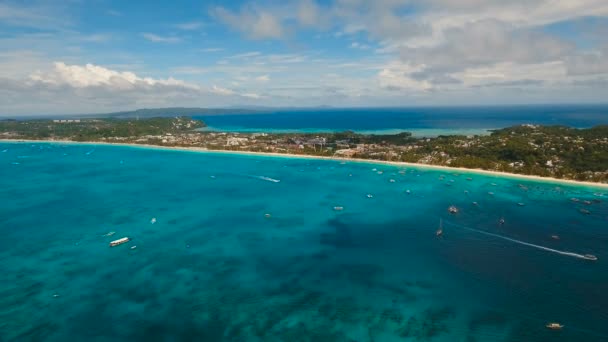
<box><xmin>436</xmin><ymin>219</ymin><xmax>443</xmax><ymax>237</ymax></box>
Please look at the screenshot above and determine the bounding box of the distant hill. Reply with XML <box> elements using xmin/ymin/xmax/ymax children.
<box><xmin>94</xmin><ymin>107</ymin><xmax>261</xmax><ymax>118</ymax></box>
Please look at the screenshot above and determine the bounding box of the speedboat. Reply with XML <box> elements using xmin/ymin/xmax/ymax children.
<box><xmin>150</xmin><ymin>217</ymin><xmax>157</xmax><ymax>224</ymax></box>
<box><xmin>264</xmin><ymin>213</ymin><xmax>272</xmax><ymax>218</ymax></box>
<box><xmin>583</xmin><ymin>254</ymin><xmax>598</xmax><ymax>261</ymax></box>
<box><xmin>546</xmin><ymin>323</ymin><xmax>563</xmax><ymax>330</ymax></box>
<box><xmin>436</xmin><ymin>219</ymin><xmax>443</xmax><ymax>237</ymax></box>
<box><xmin>517</xmin><ymin>202</ymin><xmax>525</xmax><ymax>206</ymax></box>
<box><xmin>333</xmin><ymin>206</ymin><xmax>344</xmax><ymax>211</ymax></box>
<box><xmin>448</xmin><ymin>205</ymin><xmax>458</xmax><ymax>214</ymax></box>
<box><xmin>551</xmin><ymin>235</ymin><xmax>560</xmax><ymax>240</ymax></box>
<box><xmin>366</xmin><ymin>194</ymin><xmax>373</xmax><ymax>198</ymax></box>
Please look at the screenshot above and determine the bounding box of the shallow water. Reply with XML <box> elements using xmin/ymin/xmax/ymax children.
<box><xmin>1</xmin><ymin>142</ymin><xmax>607</xmax><ymax>341</ymax></box>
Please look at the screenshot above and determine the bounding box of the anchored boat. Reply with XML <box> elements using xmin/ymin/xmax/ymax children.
<box><xmin>109</xmin><ymin>237</ymin><xmax>130</xmax><ymax>247</ymax></box>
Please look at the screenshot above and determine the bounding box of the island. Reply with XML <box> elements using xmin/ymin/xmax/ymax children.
<box><xmin>1</xmin><ymin>117</ymin><xmax>607</xmax><ymax>183</ymax></box>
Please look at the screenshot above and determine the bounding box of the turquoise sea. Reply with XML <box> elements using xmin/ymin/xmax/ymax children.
<box><xmin>197</xmin><ymin>105</ymin><xmax>608</xmax><ymax>136</ymax></box>
<box><xmin>1</xmin><ymin>142</ymin><xmax>607</xmax><ymax>341</ymax></box>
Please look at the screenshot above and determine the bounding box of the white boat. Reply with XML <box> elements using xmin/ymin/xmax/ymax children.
<box><xmin>436</xmin><ymin>219</ymin><xmax>443</xmax><ymax>237</ymax></box>
<box><xmin>109</xmin><ymin>237</ymin><xmax>130</xmax><ymax>247</ymax></box>
<box><xmin>103</xmin><ymin>231</ymin><xmax>116</xmax><ymax>237</ymax></box>
<box><xmin>546</xmin><ymin>323</ymin><xmax>563</xmax><ymax>330</ymax></box>
<box><xmin>333</xmin><ymin>206</ymin><xmax>344</xmax><ymax>211</ymax></box>
<box><xmin>583</xmin><ymin>254</ymin><xmax>598</xmax><ymax>261</ymax></box>
<box><xmin>150</xmin><ymin>217</ymin><xmax>157</xmax><ymax>224</ymax></box>
<box><xmin>448</xmin><ymin>205</ymin><xmax>458</xmax><ymax>214</ymax></box>
<box><xmin>366</xmin><ymin>194</ymin><xmax>373</xmax><ymax>198</ymax></box>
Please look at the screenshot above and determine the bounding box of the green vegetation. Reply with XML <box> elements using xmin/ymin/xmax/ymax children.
<box><xmin>0</xmin><ymin>117</ymin><xmax>204</xmax><ymax>141</ymax></box>
<box><xmin>1</xmin><ymin>117</ymin><xmax>606</xmax><ymax>183</ymax></box>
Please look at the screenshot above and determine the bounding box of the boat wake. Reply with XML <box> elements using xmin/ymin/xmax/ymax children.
<box><xmin>444</xmin><ymin>221</ymin><xmax>596</xmax><ymax>261</ymax></box>
<box><xmin>253</xmin><ymin>176</ymin><xmax>281</xmax><ymax>183</ymax></box>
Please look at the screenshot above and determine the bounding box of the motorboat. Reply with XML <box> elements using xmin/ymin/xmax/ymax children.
<box><xmin>333</xmin><ymin>206</ymin><xmax>344</xmax><ymax>211</ymax></box>
<box><xmin>448</xmin><ymin>205</ymin><xmax>458</xmax><ymax>214</ymax></box>
<box><xmin>583</xmin><ymin>254</ymin><xmax>598</xmax><ymax>261</ymax></box>
<box><xmin>551</xmin><ymin>235</ymin><xmax>560</xmax><ymax>240</ymax></box>
<box><xmin>546</xmin><ymin>323</ymin><xmax>563</xmax><ymax>330</ymax></box>
<box><xmin>436</xmin><ymin>219</ymin><xmax>443</xmax><ymax>237</ymax></box>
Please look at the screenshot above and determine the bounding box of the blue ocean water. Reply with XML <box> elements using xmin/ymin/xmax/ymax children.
<box><xmin>198</xmin><ymin>105</ymin><xmax>608</xmax><ymax>136</ymax></box>
<box><xmin>1</xmin><ymin>142</ymin><xmax>607</xmax><ymax>341</ymax></box>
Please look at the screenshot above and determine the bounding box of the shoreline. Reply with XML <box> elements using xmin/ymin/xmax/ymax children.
<box><xmin>2</xmin><ymin>138</ymin><xmax>608</xmax><ymax>189</ymax></box>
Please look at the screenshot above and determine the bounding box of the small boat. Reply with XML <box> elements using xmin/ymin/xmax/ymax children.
<box><xmin>150</xmin><ymin>217</ymin><xmax>157</xmax><ymax>224</ymax></box>
<box><xmin>517</xmin><ymin>202</ymin><xmax>525</xmax><ymax>207</ymax></box>
<box><xmin>389</xmin><ymin>179</ymin><xmax>396</xmax><ymax>183</ymax></box>
<box><xmin>436</xmin><ymin>219</ymin><xmax>443</xmax><ymax>237</ymax></box>
<box><xmin>109</xmin><ymin>237</ymin><xmax>130</xmax><ymax>247</ymax></box>
<box><xmin>333</xmin><ymin>206</ymin><xmax>344</xmax><ymax>211</ymax></box>
<box><xmin>377</xmin><ymin>171</ymin><xmax>383</xmax><ymax>175</ymax></box>
<box><xmin>366</xmin><ymin>194</ymin><xmax>373</xmax><ymax>198</ymax></box>
<box><xmin>130</xmin><ymin>246</ymin><xmax>137</xmax><ymax>250</ymax></box>
<box><xmin>490</xmin><ymin>183</ymin><xmax>497</xmax><ymax>186</ymax></box>
<box><xmin>546</xmin><ymin>323</ymin><xmax>563</xmax><ymax>330</ymax></box>
<box><xmin>264</xmin><ymin>213</ymin><xmax>272</xmax><ymax>218</ymax></box>
<box><xmin>405</xmin><ymin>189</ymin><xmax>411</xmax><ymax>195</ymax></box>
<box><xmin>448</xmin><ymin>205</ymin><xmax>458</xmax><ymax>214</ymax></box>
<box><xmin>488</xmin><ymin>192</ymin><xmax>494</xmax><ymax>196</ymax></box>
<box><xmin>583</xmin><ymin>200</ymin><xmax>592</xmax><ymax>205</ymax></box>
<box><xmin>579</xmin><ymin>208</ymin><xmax>591</xmax><ymax>215</ymax></box>
<box><xmin>103</xmin><ymin>231</ymin><xmax>116</xmax><ymax>237</ymax></box>
<box><xmin>466</xmin><ymin>177</ymin><xmax>472</xmax><ymax>181</ymax></box>
<box><xmin>583</xmin><ymin>254</ymin><xmax>598</xmax><ymax>261</ymax></box>
<box><xmin>570</xmin><ymin>198</ymin><xmax>580</xmax><ymax>202</ymax></box>
<box><xmin>551</xmin><ymin>235</ymin><xmax>560</xmax><ymax>240</ymax></box>
<box><xmin>499</xmin><ymin>218</ymin><xmax>505</xmax><ymax>225</ymax></box>
<box><xmin>472</xmin><ymin>201</ymin><xmax>478</xmax><ymax>206</ymax></box>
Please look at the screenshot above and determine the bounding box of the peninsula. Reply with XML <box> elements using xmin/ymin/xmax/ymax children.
<box><xmin>1</xmin><ymin>117</ymin><xmax>607</xmax><ymax>184</ymax></box>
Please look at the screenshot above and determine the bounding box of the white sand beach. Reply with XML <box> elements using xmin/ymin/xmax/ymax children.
<box><xmin>3</xmin><ymin>138</ymin><xmax>608</xmax><ymax>189</ymax></box>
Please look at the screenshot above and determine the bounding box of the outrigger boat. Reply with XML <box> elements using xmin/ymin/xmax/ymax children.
<box><xmin>109</xmin><ymin>237</ymin><xmax>130</xmax><ymax>247</ymax></box>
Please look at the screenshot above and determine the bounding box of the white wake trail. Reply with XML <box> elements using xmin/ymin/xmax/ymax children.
<box><xmin>444</xmin><ymin>221</ymin><xmax>594</xmax><ymax>260</ymax></box>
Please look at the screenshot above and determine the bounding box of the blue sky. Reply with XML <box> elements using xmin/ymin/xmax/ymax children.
<box><xmin>1</xmin><ymin>0</ymin><xmax>608</xmax><ymax>114</ymax></box>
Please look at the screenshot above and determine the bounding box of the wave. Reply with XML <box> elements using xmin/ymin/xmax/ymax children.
<box><xmin>444</xmin><ymin>221</ymin><xmax>595</xmax><ymax>260</ymax></box>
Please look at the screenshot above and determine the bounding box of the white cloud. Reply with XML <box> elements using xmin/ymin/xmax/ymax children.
<box><xmin>0</xmin><ymin>62</ymin><xmax>266</xmax><ymax>114</ymax></box>
<box><xmin>175</xmin><ymin>21</ymin><xmax>203</xmax><ymax>30</ymax></box>
<box><xmin>212</xmin><ymin>6</ymin><xmax>286</xmax><ymax>39</ymax></box>
<box><xmin>201</xmin><ymin>47</ymin><xmax>224</xmax><ymax>52</ymax></box>
<box><xmin>256</xmin><ymin>75</ymin><xmax>270</xmax><ymax>82</ymax></box>
<box><xmin>142</xmin><ymin>33</ymin><xmax>181</xmax><ymax>43</ymax></box>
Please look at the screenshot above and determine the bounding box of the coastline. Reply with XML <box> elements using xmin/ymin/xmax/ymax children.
<box><xmin>2</xmin><ymin>138</ymin><xmax>608</xmax><ymax>189</ymax></box>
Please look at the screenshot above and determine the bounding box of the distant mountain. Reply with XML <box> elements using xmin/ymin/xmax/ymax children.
<box><xmin>94</xmin><ymin>107</ymin><xmax>261</xmax><ymax>118</ymax></box>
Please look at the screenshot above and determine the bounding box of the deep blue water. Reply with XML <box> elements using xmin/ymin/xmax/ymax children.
<box><xmin>198</xmin><ymin>105</ymin><xmax>608</xmax><ymax>136</ymax></box>
<box><xmin>1</xmin><ymin>142</ymin><xmax>608</xmax><ymax>341</ymax></box>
